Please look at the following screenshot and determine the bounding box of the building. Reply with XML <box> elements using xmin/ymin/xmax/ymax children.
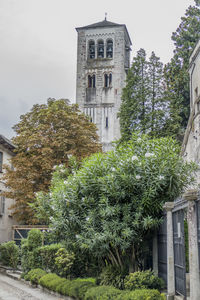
<box><xmin>76</xmin><ymin>18</ymin><xmax>132</xmax><ymax>151</ymax></box>
<box><xmin>0</xmin><ymin>135</ymin><xmax>16</xmax><ymax>243</ymax></box>
<box><xmin>182</xmin><ymin>40</ymin><xmax>200</xmax><ymax>181</ymax></box>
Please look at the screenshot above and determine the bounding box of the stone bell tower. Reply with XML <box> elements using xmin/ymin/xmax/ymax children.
<box><xmin>76</xmin><ymin>17</ymin><xmax>132</xmax><ymax>151</ymax></box>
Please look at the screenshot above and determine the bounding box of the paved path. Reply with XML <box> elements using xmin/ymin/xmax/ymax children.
<box><xmin>0</xmin><ymin>272</ymin><xmax>65</xmax><ymax>300</ymax></box>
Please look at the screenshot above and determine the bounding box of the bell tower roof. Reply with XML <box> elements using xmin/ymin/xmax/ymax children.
<box><xmin>76</xmin><ymin>19</ymin><xmax>132</xmax><ymax>45</ymax></box>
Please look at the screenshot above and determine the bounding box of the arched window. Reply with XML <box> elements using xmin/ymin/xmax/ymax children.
<box><xmin>106</xmin><ymin>39</ymin><xmax>113</xmax><ymax>58</ymax></box>
<box><xmin>89</xmin><ymin>40</ymin><xmax>95</xmax><ymax>59</ymax></box>
<box><xmin>98</xmin><ymin>40</ymin><xmax>104</xmax><ymax>58</ymax></box>
<box><xmin>104</xmin><ymin>73</ymin><xmax>112</xmax><ymax>88</ymax></box>
<box><xmin>88</xmin><ymin>74</ymin><xmax>96</xmax><ymax>88</ymax></box>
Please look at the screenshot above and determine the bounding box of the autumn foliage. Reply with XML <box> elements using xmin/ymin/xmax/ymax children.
<box><xmin>3</xmin><ymin>99</ymin><xmax>101</xmax><ymax>224</ymax></box>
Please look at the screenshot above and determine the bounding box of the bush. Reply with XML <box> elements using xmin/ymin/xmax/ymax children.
<box><xmin>24</xmin><ymin>268</ymin><xmax>47</xmax><ymax>284</ymax></box>
<box><xmin>38</xmin><ymin>243</ymin><xmax>63</xmax><ymax>273</ymax></box>
<box><xmin>55</xmin><ymin>247</ymin><xmax>75</xmax><ymax>277</ymax></box>
<box><xmin>27</xmin><ymin>229</ymin><xmax>43</xmax><ymax>250</ymax></box>
<box><xmin>116</xmin><ymin>289</ymin><xmax>165</xmax><ymax>300</ymax></box>
<box><xmin>124</xmin><ymin>270</ymin><xmax>165</xmax><ymax>291</ymax></box>
<box><xmin>99</xmin><ymin>265</ymin><xmax>127</xmax><ymax>289</ymax></box>
<box><xmin>84</xmin><ymin>285</ymin><xmax>123</xmax><ymax>300</ymax></box>
<box><xmin>67</xmin><ymin>279</ymin><xmax>96</xmax><ymax>299</ymax></box>
<box><xmin>0</xmin><ymin>241</ymin><xmax>19</xmax><ymax>269</ymax></box>
<box><xmin>21</xmin><ymin>240</ymin><xmax>41</xmax><ymax>273</ymax></box>
<box><xmin>39</xmin><ymin>273</ymin><xmax>60</xmax><ymax>288</ymax></box>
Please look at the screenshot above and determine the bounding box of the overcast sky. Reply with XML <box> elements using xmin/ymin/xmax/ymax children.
<box><xmin>0</xmin><ymin>0</ymin><xmax>195</xmax><ymax>138</ymax></box>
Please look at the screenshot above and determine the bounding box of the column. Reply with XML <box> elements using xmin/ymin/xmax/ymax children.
<box><xmin>164</xmin><ymin>202</ymin><xmax>175</xmax><ymax>300</ymax></box>
<box><xmin>153</xmin><ymin>234</ymin><xmax>158</xmax><ymax>276</ymax></box>
<box><xmin>184</xmin><ymin>189</ymin><xmax>200</xmax><ymax>300</ymax></box>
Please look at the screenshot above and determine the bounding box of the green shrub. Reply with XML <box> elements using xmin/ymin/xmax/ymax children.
<box><xmin>21</xmin><ymin>240</ymin><xmax>42</xmax><ymax>273</ymax></box>
<box><xmin>116</xmin><ymin>289</ymin><xmax>166</xmax><ymax>300</ymax></box>
<box><xmin>99</xmin><ymin>265</ymin><xmax>127</xmax><ymax>289</ymax></box>
<box><xmin>27</xmin><ymin>229</ymin><xmax>43</xmax><ymax>250</ymax></box>
<box><xmin>24</xmin><ymin>268</ymin><xmax>47</xmax><ymax>284</ymax></box>
<box><xmin>38</xmin><ymin>243</ymin><xmax>63</xmax><ymax>273</ymax></box>
<box><xmin>84</xmin><ymin>285</ymin><xmax>123</xmax><ymax>300</ymax></box>
<box><xmin>124</xmin><ymin>270</ymin><xmax>165</xmax><ymax>291</ymax></box>
<box><xmin>39</xmin><ymin>273</ymin><xmax>60</xmax><ymax>288</ymax></box>
<box><xmin>0</xmin><ymin>241</ymin><xmax>19</xmax><ymax>269</ymax></box>
<box><xmin>55</xmin><ymin>247</ymin><xmax>75</xmax><ymax>277</ymax></box>
<box><xmin>67</xmin><ymin>279</ymin><xmax>96</xmax><ymax>299</ymax></box>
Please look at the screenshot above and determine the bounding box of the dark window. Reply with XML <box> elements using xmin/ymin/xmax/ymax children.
<box><xmin>106</xmin><ymin>39</ymin><xmax>113</xmax><ymax>58</ymax></box>
<box><xmin>104</xmin><ymin>73</ymin><xmax>112</xmax><ymax>88</ymax></box>
<box><xmin>89</xmin><ymin>40</ymin><xmax>95</xmax><ymax>59</ymax></box>
<box><xmin>92</xmin><ymin>74</ymin><xmax>96</xmax><ymax>88</ymax></box>
<box><xmin>88</xmin><ymin>74</ymin><xmax>96</xmax><ymax>88</ymax></box>
<box><xmin>109</xmin><ymin>73</ymin><xmax>112</xmax><ymax>86</ymax></box>
<box><xmin>0</xmin><ymin>194</ymin><xmax>5</xmax><ymax>215</ymax></box>
<box><xmin>106</xmin><ymin>116</ymin><xmax>109</xmax><ymax>128</ymax></box>
<box><xmin>0</xmin><ymin>152</ymin><xmax>3</xmax><ymax>172</ymax></box>
<box><xmin>98</xmin><ymin>40</ymin><xmax>104</xmax><ymax>58</ymax></box>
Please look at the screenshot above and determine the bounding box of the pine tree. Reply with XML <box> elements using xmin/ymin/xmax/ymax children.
<box><xmin>164</xmin><ymin>1</ymin><xmax>200</xmax><ymax>139</ymax></box>
<box><xmin>119</xmin><ymin>49</ymin><xmax>166</xmax><ymax>141</ymax></box>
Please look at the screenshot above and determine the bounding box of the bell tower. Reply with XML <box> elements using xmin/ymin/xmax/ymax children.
<box><xmin>76</xmin><ymin>18</ymin><xmax>132</xmax><ymax>151</ymax></box>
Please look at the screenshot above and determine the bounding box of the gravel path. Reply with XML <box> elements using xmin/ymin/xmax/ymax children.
<box><xmin>0</xmin><ymin>272</ymin><xmax>65</xmax><ymax>300</ymax></box>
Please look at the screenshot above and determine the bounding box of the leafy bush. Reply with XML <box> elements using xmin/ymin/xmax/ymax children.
<box><xmin>38</xmin><ymin>243</ymin><xmax>63</xmax><ymax>273</ymax></box>
<box><xmin>67</xmin><ymin>279</ymin><xmax>96</xmax><ymax>299</ymax></box>
<box><xmin>39</xmin><ymin>273</ymin><xmax>60</xmax><ymax>288</ymax></box>
<box><xmin>24</xmin><ymin>268</ymin><xmax>47</xmax><ymax>284</ymax></box>
<box><xmin>21</xmin><ymin>239</ymin><xmax>41</xmax><ymax>273</ymax></box>
<box><xmin>124</xmin><ymin>270</ymin><xmax>165</xmax><ymax>291</ymax></box>
<box><xmin>55</xmin><ymin>247</ymin><xmax>75</xmax><ymax>277</ymax></box>
<box><xmin>116</xmin><ymin>289</ymin><xmax>166</xmax><ymax>300</ymax></box>
<box><xmin>99</xmin><ymin>265</ymin><xmax>127</xmax><ymax>289</ymax></box>
<box><xmin>27</xmin><ymin>229</ymin><xmax>43</xmax><ymax>250</ymax></box>
<box><xmin>84</xmin><ymin>285</ymin><xmax>123</xmax><ymax>300</ymax></box>
<box><xmin>0</xmin><ymin>241</ymin><xmax>19</xmax><ymax>269</ymax></box>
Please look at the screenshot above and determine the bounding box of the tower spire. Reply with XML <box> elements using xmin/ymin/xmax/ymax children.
<box><xmin>105</xmin><ymin>12</ymin><xmax>107</xmax><ymax>21</ymax></box>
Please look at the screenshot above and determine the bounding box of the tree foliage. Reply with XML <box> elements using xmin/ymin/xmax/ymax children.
<box><xmin>164</xmin><ymin>1</ymin><xmax>200</xmax><ymax>139</ymax></box>
<box><xmin>119</xmin><ymin>49</ymin><xmax>167</xmax><ymax>142</ymax></box>
<box><xmin>34</xmin><ymin>134</ymin><xmax>196</xmax><ymax>271</ymax></box>
<box><xmin>3</xmin><ymin>98</ymin><xmax>101</xmax><ymax>224</ymax></box>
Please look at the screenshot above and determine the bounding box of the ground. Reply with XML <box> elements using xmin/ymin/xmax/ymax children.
<box><xmin>0</xmin><ymin>272</ymin><xmax>68</xmax><ymax>300</ymax></box>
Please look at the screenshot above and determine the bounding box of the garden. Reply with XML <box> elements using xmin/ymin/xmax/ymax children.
<box><xmin>0</xmin><ymin>134</ymin><xmax>196</xmax><ymax>299</ymax></box>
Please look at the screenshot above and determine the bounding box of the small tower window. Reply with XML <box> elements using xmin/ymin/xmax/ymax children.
<box><xmin>88</xmin><ymin>74</ymin><xmax>96</xmax><ymax>88</ymax></box>
<box><xmin>89</xmin><ymin>40</ymin><xmax>95</xmax><ymax>59</ymax></box>
<box><xmin>104</xmin><ymin>73</ymin><xmax>112</xmax><ymax>88</ymax></box>
<box><xmin>106</xmin><ymin>39</ymin><xmax>113</xmax><ymax>58</ymax></box>
<box><xmin>106</xmin><ymin>116</ymin><xmax>109</xmax><ymax>128</ymax></box>
<box><xmin>98</xmin><ymin>40</ymin><xmax>104</xmax><ymax>58</ymax></box>
<box><xmin>0</xmin><ymin>195</ymin><xmax>5</xmax><ymax>215</ymax></box>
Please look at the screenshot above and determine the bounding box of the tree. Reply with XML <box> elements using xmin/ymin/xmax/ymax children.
<box><xmin>119</xmin><ymin>49</ymin><xmax>166</xmax><ymax>142</ymax></box>
<box><xmin>34</xmin><ymin>134</ymin><xmax>196</xmax><ymax>272</ymax></box>
<box><xmin>3</xmin><ymin>98</ymin><xmax>101</xmax><ymax>224</ymax></box>
<box><xmin>164</xmin><ymin>1</ymin><xmax>200</xmax><ymax>139</ymax></box>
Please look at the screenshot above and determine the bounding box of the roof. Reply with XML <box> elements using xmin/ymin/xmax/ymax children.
<box><xmin>76</xmin><ymin>19</ymin><xmax>132</xmax><ymax>45</ymax></box>
<box><xmin>0</xmin><ymin>135</ymin><xmax>15</xmax><ymax>151</ymax></box>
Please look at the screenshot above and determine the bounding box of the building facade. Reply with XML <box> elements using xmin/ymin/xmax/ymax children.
<box><xmin>76</xmin><ymin>18</ymin><xmax>132</xmax><ymax>151</ymax></box>
<box><xmin>0</xmin><ymin>135</ymin><xmax>16</xmax><ymax>243</ymax></box>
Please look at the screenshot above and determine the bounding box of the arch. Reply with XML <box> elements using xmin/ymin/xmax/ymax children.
<box><xmin>109</xmin><ymin>73</ymin><xmax>112</xmax><ymax>86</ymax></box>
<box><xmin>88</xmin><ymin>40</ymin><xmax>95</xmax><ymax>59</ymax></box>
<box><xmin>92</xmin><ymin>74</ymin><xmax>96</xmax><ymax>88</ymax></box>
<box><xmin>88</xmin><ymin>74</ymin><xmax>96</xmax><ymax>88</ymax></box>
<box><xmin>106</xmin><ymin>39</ymin><xmax>113</xmax><ymax>58</ymax></box>
<box><xmin>97</xmin><ymin>39</ymin><xmax>104</xmax><ymax>58</ymax></box>
<box><xmin>104</xmin><ymin>73</ymin><xmax>112</xmax><ymax>88</ymax></box>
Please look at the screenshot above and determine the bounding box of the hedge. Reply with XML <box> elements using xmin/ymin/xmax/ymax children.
<box><xmin>24</xmin><ymin>268</ymin><xmax>47</xmax><ymax>284</ymax></box>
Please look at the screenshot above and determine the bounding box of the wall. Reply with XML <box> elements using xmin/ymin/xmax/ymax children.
<box><xmin>0</xmin><ymin>144</ymin><xmax>16</xmax><ymax>243</ymax></box>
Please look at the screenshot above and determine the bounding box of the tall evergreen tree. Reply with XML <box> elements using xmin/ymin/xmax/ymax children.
<box><xmin>164</xmin><ymin>1</ymin><xmax>200</xmax><ymax>139</ymax></box>
<box><xmin>119</xmin><ymin>49</ymin><xmax>166</xmax><ymax>141</ymax></box>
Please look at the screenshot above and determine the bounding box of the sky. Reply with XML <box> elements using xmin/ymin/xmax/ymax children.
<box><xmin>0</xmin><ymin>0</ymin><xmax>196</xmax><ymax>138</ymax></box>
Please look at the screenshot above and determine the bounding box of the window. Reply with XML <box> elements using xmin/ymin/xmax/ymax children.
<box><xmin>88</xmin><ymin>74</ymin><xmax>96</xmax><ymax>88</ymax></box>
<box><xmin>98</xmin><ymin>40</ymin><xmax>104</xmax><ymax>58</ymax></box>
<box><xmin>89</xmin><ymin>40</ymin><xmax>95</xmax><ymax>59</ymax></box>
<box><xmin>104</xmin><ymin>73</ymin><xmax>112</xmax><ymax>88</ymax></box>
<box><xmin>0</xmin><ymin>193</ymin><xmax>5</xmax><ymax>215</ymax></box>
<box><xmin>106</xmin><ymin>39</ymin><xmax>113</xmax><ymax>58</ymax></box>
<box><xmin>106</xmin><ymin>116</ymin><xmax>109</xmax><ymax>128</ymax></box>
<box><xmin>0</xmin><ymin>152</ymin><xmax>2</xmax><ymax>172</ymax></box>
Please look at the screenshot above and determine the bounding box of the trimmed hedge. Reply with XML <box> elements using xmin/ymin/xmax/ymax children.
<box><xmin>116</xmin><ymin>289</ymin><xmax>166</xmax><ymax>300</ymax></box>
<box><xmin>84</xmin><ymin>285</ymin><xmax>123</xmax><ymax>300</ymax></box>
<box><xmin>0</xmin><ymin>241</ymin><xmax>19</xmax><ymax>269</ymax></box>
<box><xmin>24</xmin><ymin>268</ymin><xmax>47</xmax><ymax>284</ymax></box>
